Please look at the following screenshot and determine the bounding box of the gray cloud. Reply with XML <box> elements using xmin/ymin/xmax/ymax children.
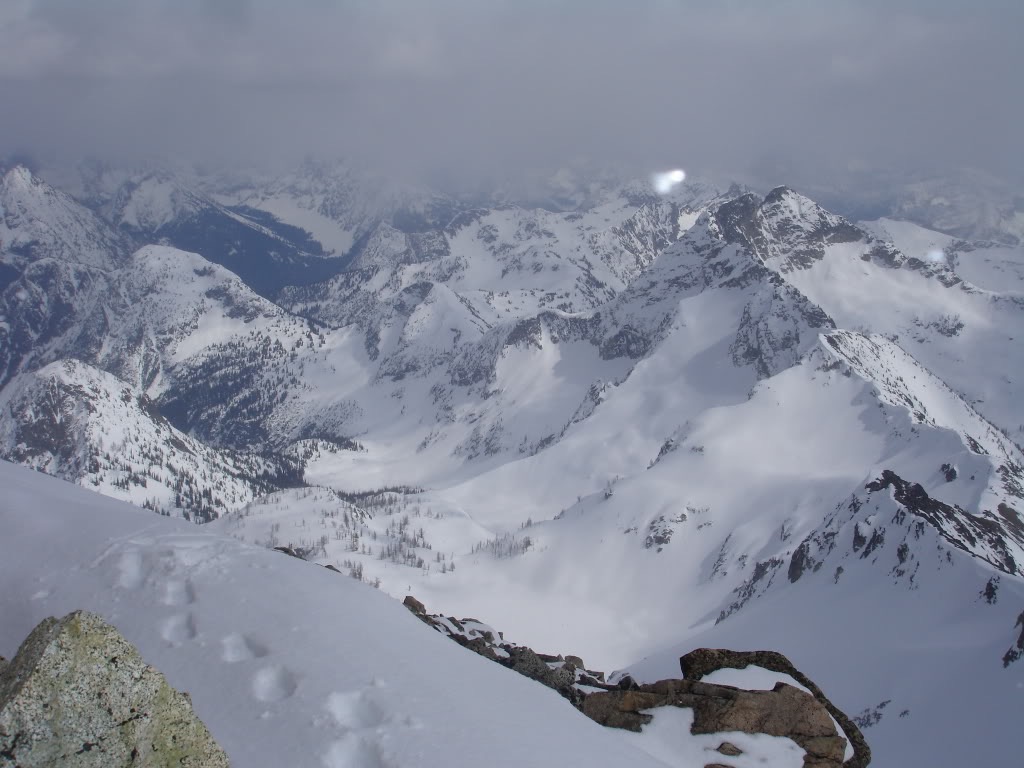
<box><xmin>1</xmin><ymin>0</ymin><xmax>1021</xmax><ymax>188</ymax></box>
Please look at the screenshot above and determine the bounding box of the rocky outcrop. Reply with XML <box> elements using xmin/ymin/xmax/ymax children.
<box><xmin>402</xmin><ymin>597</ymin><xmax>868</xmax><ymax>767</ymax></box>
<box><xmin>402</xmin><ymin>596</ymin><xmax>603</xmax><ymax>704</ymax></box>
<box><xmin>0</xmin><ymin>611</ymin><xmax>229</xmax><ymax>767</ymax></box>
<box><xmin>1004</xmin><ymin>610</ymin><xmax>1024</xmax><ymax>667</ymax></box>
<box><xmin>583</xmin><ymin>677</ymin><xmax>846</xmax><ymax>767</ymax></box>
<box><xmin>679</xmin><ymin>648</ymin><xmax>869</xmax><ymax>768</ymax></box>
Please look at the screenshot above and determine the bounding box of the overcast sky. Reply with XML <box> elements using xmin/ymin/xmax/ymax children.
<box><xmin>1</xmin><ymin>0</ymin><xmax>1021</xmax><ymax>188</ymax></box>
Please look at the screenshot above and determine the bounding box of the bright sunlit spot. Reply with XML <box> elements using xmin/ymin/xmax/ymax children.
<box><xmin>925</xmin><ymin>249</ymin><xmax>946</xmax><ymax>263</ymax></box>
<box><xmin>652</xmin><ymin>168</ymin><xmax>686</xmax><ymax>194</ymax></box>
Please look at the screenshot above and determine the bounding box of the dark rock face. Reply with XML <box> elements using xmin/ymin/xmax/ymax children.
<box><xmin>866</xmin><ymin>469</ymin><xmax>1022</xmax><ymax>577</ymax></box>
<box><xmin>599</xmin><ymin>325</ymin><xmax>650</xmax><ymax>360</ymax></box>
<box><xmin>583</xmin><ymin>678</ymin><xmax>846</xmax><ymax>767</ymax></box>
<box><xmin>0</xmin><ymin>611</ymin><xmax>229</xmax><ymax>767</ymax></box>
<box><xmin>1003</xmin><ymin>611</ymin><xmax>1024</xmax><ymax>667</ymax></box>
<box><xmin>679</xmin><ymin>648</ymin><xmax>870</xmax><ymax>768</ymax></box>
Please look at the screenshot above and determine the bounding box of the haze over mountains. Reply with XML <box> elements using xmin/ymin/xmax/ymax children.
<box><xmin>1</xmin><ymin>153</ymin><xmax>1023</xmax><ymax>765</ymax></box>
<box><xmin>3</xmin><ymin>1</ymin><xmax>1023</xmax><ymax>765</ymax></box>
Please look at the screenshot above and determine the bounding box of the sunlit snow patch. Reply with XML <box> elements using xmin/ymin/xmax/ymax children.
<box><xmin>925</xmin><ymin>248</ymin><xmax>946</xmax><ymax>263</ymax></box>
<box><xmin>652</xmin><ymin>169</ymin><xmax>686</xmax><ymax>195</ymax></box>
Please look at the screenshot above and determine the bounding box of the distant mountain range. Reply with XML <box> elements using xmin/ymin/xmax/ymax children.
<box><xmin>1</xmin><ymin>158</ymin><xmax>1022</xmax><ymax>766</ymax></box>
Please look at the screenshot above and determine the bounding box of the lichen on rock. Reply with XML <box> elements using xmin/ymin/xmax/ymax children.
<box><xmin>0</xmin><ymin>610</ymin><xmax>229</xmax><ymax>767</ymax></box>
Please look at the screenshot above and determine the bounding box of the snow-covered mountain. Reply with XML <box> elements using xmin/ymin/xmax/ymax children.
<box><xmin>2</xmin><ymin>158</ymin><xmax>1023</xmax><ymax>766</ymax></box>
<box><xmin>784</xmin><ymin>167</ymin><xmax>1024</xmax><ymax>247</ymax></box>
<box><xmin>0</xmin><ymin>359</ymin><xmax>302</xmax><ymax>520</ymax></box>
<box><xmin>0</xmin><ymin>165</ymin><xmax>131</xmax><ymax>386</ymax></box>
<box><xmin>885</xmin><ymin>170</ymin><xmax>1024</xmax><ymax>246</ymax></box>
<box><xmin>41</xmin><ymin>162</ymin><xmax>347</xmax><ymax>298</ymax></box>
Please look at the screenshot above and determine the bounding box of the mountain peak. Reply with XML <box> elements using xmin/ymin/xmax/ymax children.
<box><xmin>2</xmin><ymin>164</ymin><xmax>35</xmax><ymax>188</ymax></box>
<box><xmin>763</xmin><ymin>184</ymin><xmax>795</xmax><ymax>202</ymax></box>
<box><xmin>1</xmin><ymin>164</ymin><xmax>129</xmax><ymax>271</ymax></box>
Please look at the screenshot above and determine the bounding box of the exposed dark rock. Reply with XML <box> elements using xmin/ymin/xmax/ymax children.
<box><xmin>272</xmin><ymin>545</ymin><xmax>306</xmax><ymax>560</ymax></box>
<box><xmin>717</xmin><ymin>741</ymin><xmax>743</xmax><ymax>756</ymax></box>
<box><xmin>981</xmin><ymin>576</ymin><xmax>999</xmax><ymax>604</ymax></box>
<box><xmin>504</xmin><ymin>648</ymin><xmax>579</xmax><ymax>703</ymax></box>
<box><xmin>858</xmin><ymin>527</ymin><xmax>885</xmax><ymax>560</ymax></box>
<box><xmin>400</xmin><ymin>595</ymin><xmax>598</xmax><ymax>703</ymax></box>
<box><xmin>718</xmin><ymin>557</ymin><xmax>786</xmax><ymax>623</ymax></box>
<box><xmin>789</xmin><ymin>540</ymin><xmax>816</xmax><ymax>582</ymax></box>
<box><xmin>600</xmin><ymin>325</ymin><xmax>650</xmax><ymax>360</ymax></box>
<box><xmin>507</xmin><ymin>647</ymin><xmax>550</xmax><ymax>681</ymax></box>
<box><xmin>1003</xmin><ymin>611</ymin><xmax>1024</xmax><ymax>667</ymax></box>
<box><xmin>867</xmin><ymin>470</ymin><xmax>1022</xmax><ymax>577</ymax></box>
<box><xmin>616</xmin><ymin>675</ymin><xmax>639</xmax><ymax>691</ymax></box>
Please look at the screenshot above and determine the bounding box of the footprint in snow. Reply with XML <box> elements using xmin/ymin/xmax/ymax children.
<box><xmin>221</xmin><ymin>632</ymin><xmax>269</xmax><ymax>663</ymax></box>
<box><xmin>160</xmin><ymin>612</ymin><xmax>197</xmax><ymax>645</ymax></box>
<box><xmin>320</xmin><ymin>687</ymin><xmax>413</xmax><ymax>767</ymax></box>
<box><xmin>252</xmin><ymin>665</ymin><xmax>298</xmax><ymax>703</ymax></box>
<box><xmin>116</xmin><ymin>550</ymin><xmax>145</xmax><ymax>590</ymax></box>
<box><xmin>326</xmin><ymin>689</ymin><xmax>387</xmax><ymax>730</ymax></box>
<box><xmin>322</xmin><ymin>732</ymin><xmax>390</xmax><ymax>768</ymax></box>
<box><xmin>161</xmin><ymin>578</ymin><xmax>195</xmax><ymax>607</ymax></box>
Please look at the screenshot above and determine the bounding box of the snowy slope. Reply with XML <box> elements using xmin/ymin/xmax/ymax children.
<box><xmin>0</xmin><ymin>460</ymin><xmax>673</xmax><ymax>768</ymax></box>
<box><xmin>237</xmin><ymin>316</ymin><xmax>1024</xmax><ymax>767</ymax></box>
<box><xmin>205</xmin><ymin>325</ymin><xmax>1024</xmax><ymax>767</ymax></box>
<box><xmin>286</xmin><ymin>191</ymin><xmax>837</xmax><ymax>492</ymax></box>
<box><xmin>728</xmin><ymin>187</ymin><xmax>1023</xmax><ymax>446</ymax></box>
<box><xmin>365</xmin><ymin>325</ymin><xmax>1021</xmax><ymax>651</ymax></box>
<box><xmin>862</xmin><ymin>216</ymin><xmax>1024</xmax><ymax>295</ymax></box>
<box><xmin>339</xmin><ymin>332</ymin><xmax>1020</xmax><ymax>768</ymax></box>
<box><xmin>625</xmin><ymin>516</ymin><xmax>1024</xmax><ymax>768</ymax></box>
